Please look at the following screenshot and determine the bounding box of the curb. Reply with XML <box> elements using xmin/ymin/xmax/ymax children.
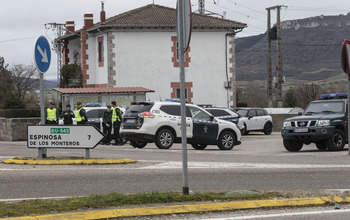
<box><xmin>2</xmin><ymin>158</ymin><xmax>136</xmax><ymax>165</ymax></box>
<box><xmin>2</xmin><ymin>196</ymin><xmax>350</xmax><ymax>220</ymax></box>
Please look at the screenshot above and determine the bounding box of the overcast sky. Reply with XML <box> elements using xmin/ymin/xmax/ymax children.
<box><xmin>1</xmin><ymin>0</ymin><xmax>349</xmax><ymax>81</ymax></box>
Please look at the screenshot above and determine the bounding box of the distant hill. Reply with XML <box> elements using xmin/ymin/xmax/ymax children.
<box><xmin>235</xmin><ymin>13</ymin><xmax>350</xmax><ymax>86</ymax></box>
<box><xmin>44</xmin><ymin>80</ymin><xmax>58</xmax><ymax>89</ymax></box>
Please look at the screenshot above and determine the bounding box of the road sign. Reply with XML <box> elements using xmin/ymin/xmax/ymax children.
<box><xmin>34</xmin><ymin>36</ymin><xmax>51</xmax><ymax>73</ymax></box>
<box><xmin>176</xmin><ymin>0</ymin><xmax>192</xmax><ymax>52</ymax></box>
<box><xmin>27</xmin><ymin>125</ymin><xmax>105</xmax><ymax>149</ymax></box>
<box><xmin>341</xmin><ymin>40</ymin><xmax>350</xmax><ymax>78</ymax></box>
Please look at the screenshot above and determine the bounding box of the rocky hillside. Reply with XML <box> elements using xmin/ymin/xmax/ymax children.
<box><xmin>235</xmin><ymin>13</ymin><xmax>350</xmax><ymax>85</ymax></box>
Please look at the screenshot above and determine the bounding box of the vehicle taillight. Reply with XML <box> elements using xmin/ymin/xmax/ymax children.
<box><xmin>237</xmin><ymin>113</ymin><xmax>242</xmax><ymax>118</ymax></box>
<box><xmin>138</xmin><ymin>112</ymin><xmax>155</xmax><ymax>118</ymax></box>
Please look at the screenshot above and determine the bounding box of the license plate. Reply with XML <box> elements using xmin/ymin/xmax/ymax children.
<box><xmin>125</xmin><ymin>119</ymin><xmax>136</xmax><ymax>123</ymax></box>
<box><xmin>294</xmin><ymin>127</ymin><xmax>308</xmax><ymax>133</ymax></box>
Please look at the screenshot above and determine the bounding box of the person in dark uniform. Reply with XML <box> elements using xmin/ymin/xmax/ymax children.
<box><xmin>75</xmin><ymin>102</ymin><xmax>88</xmax><ymax>124</ymax></box>
<box><xmin>60</xmin><ymin>104</ymin><xmax>75</xmax><ymax>125</ymax></box>
<box><xmin>45</xmin><ymin>102</ymin><xmax>59</xmax><ymax>124</ymax></box>
<box><xmin>101</xmin><ymin>105</ymin><xmax>113</xmax><ymax>145</ymax></box>
<box><xmin>111</xmin><ymin>101</ymin><xmax>123</xmax><ymax>145</ymax></box>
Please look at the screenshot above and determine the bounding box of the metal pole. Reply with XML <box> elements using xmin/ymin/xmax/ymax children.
<box><xmin>179</xmin><ymin>0</ymin><xmax>189</xmax><ymax>195</ymax></box>
<box><xmin>86</xmin><ymin>149</ymin><xmax>90</xmax><ymax>159</ymax></box>
<box><xmin>348</xmin><ymin>79</ymin><xmax>350</xmax><ymax>155</ymax></box>
<box><xmin>276</xmin><ymin>6</ymin><xmax>283</xmax><ymax>108</ymax></box>
<box><xmin>266</xmin><ymin>9</ymin><xmax>273</xmax><ymax>107</ymax></box>
<box><xmin>39</xmin><ymin>72</ymin><xmax>46</xmax><ymax>159</ymax></box>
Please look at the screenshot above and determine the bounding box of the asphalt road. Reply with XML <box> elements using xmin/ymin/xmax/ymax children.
<box><xmin>1</xmin><ymin>133</ymin><xmax>350</xmax><ymax>200</ymax></box>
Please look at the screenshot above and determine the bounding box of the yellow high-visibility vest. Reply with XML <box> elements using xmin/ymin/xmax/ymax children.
<box><xmin>75</xmin><ymin>108</ymin><xmax>85</xmax><ymax>122</ymax></box>
<box><xmin>46</xmin><ymin>108</ymin><xmax>57</xmax><ymax>121</ymax></box>
<box><xmin>112</xmin><ymin>106</ymin><xmax>121</xmax><ymax>122</ymax></box>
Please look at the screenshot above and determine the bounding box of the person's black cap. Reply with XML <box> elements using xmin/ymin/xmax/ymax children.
<box><xmin>77</xmin><ymin>102</ymin><xmax>81</xmax><ymax>105</ymax></box>
<box><xmin>50</xmin><ymin>102</ymin><xmax>55</xmax><ymax>105</ymax></box>
<box><xmin>66</xmin><ymin>104</ymin><xmax>71</xmax><ymax>107</ymax></box>
<box><xmin>111</xmin><ymin>101</ymin><xmax>116</xmax><ymax>105</ymax></box>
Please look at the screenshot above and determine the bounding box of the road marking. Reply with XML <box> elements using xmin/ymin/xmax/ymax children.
<box><xmin>200</xmin><ymin>208</ymin><xmax>350</xmax><ymax>219</ymax></box>
<box><xmin>140</xmin><ymin>161</ymin><xmax>350</xmax><ymax>169</ymax></box>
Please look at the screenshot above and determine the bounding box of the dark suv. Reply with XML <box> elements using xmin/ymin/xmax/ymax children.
<box><xmin>281</xmin><ymin>94</ymin><xmax>348</xmax><ymax>151</ymax></box>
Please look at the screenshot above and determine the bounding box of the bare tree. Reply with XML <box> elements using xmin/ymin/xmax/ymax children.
<box><xmin>296</xmin><ymin>83</ymin><xmax>321</xmax><ymax>108</ymax></box>
<box><xmin>9</xmin><ymin>64</ymin><xmax>39</xmax><ymax>103</ymax></box>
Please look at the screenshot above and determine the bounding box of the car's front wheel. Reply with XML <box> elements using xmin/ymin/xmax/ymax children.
<box><xmin>130</xmin><ymin>141</ymin><xmax>147</xmax><ymax>148</ymax></box>
<box><xmin>191</xmin><ymin>144</ymin><xmax>207</xmax><ymax>150</ymax></box>
<box><xmin>156</xmin><ymin>129</ymin><xmax>174</xmax><ymax>149</ymax></box>
<box><xmin>283</xmin><ymin>139</ymin><xmax>303</xmax><ymax>152</ymax></box>
<box><xmin>325</xmin><ymin>129</ymin><xmax>345</xmax><ymax>151</ymax></box>
<box><xmin>217</xmin><ymin>131</ymin><xmax>236</xmax><ymax>150</ymax></box>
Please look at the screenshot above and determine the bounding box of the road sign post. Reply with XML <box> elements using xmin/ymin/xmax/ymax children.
<box><xmin>341</xmin><ymin>40</ymin><xmax>350</xmax><ymax>155</ymax></box>
<box><xmin>28</xmin><ymin>125</ymin><xmax>105</xmax><ymax>158</ymax></box>
<box><xmin>177</xmin><ymin>0</ymin><xmax>192</xmax><ymax>195</ymax></box>
<box><xmin>34</xmin><ymin>35</ymin><xmax>52</xmax><ymax>158</ymax></box>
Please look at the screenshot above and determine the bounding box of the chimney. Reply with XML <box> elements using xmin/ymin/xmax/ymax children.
<box><xmin>100</xmin><ymin>1</ymin><xmax>106</xmax><ymax>23</ymax></box>
<box><xmin>65</xmin><ymin>20</ymin><xmax>75</xmax><ymax>35</ymax></box>
<box><xmin>84</xmin><ymin>12</ymin><xmax>94</xmax><ymax>29</ymax></box>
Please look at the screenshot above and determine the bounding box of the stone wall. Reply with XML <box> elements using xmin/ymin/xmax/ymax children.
<box><xmin>271</xmin><ymin>114</ymin><xmax>297</xmax><ymax>132</ymax></box>
<box><xmin>0</xmin><ymin>117</ymin><xmax>40</xmax><ymax>141</ymax></box>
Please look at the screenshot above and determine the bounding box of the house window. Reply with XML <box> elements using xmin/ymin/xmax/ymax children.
<box><xmin>171</xmin><ymin>36</ymin><xmax>190</xmax><ymax>68</ymax></box>
<box><xmin>171</xmin><ymin>82</ymin><xmax>193</xmax><ymax>104</ymax></box>
<box><xmin>98</xmin><ymin>36</ymin><xmax>104</xmax><ymax>67</ymax></box>
<box><xmin>176</xmin><ymin>88</ymin><xmax>188</xmax><ymax>99</ymax></box>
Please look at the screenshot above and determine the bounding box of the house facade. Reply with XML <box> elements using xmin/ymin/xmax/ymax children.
<box><xmin>59</xmin><ymin>4</ymin><xmax>246</xmax><ymax>107</ymax></box>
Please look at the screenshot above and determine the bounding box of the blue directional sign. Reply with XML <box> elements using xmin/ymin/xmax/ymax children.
<box><xmin>34</xmin><ymin>36</ymin><xmax>51</xmax><ymax>73</ymax></box>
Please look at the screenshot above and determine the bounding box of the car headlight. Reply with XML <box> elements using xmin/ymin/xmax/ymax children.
<box><xmin>283</xmin><ymin>121</ymin><xmax>292</xmax><ymax>128</ymax></box>
<box><xmin>317</xmin><ymin>120</ymin><xmax>331</xmax><ymax>126</ymax></box>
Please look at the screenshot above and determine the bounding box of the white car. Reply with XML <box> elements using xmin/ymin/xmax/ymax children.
<box><xmin>120</xmin><ymin>101</ymin><xmax>242</xmax><ymax>150</ymax></box>
<box><xmin>205</xmin><ymin>107</ymin><xmax>245</xmax><ymax>133</ymax></box>
<box><xmin>59</xmin><ymin>107</ymin><xmax>125</xmax><ymax>132</ymax></box>
<box><xmin>233</xmin><ymin>108</ymin><xmax>273</xmax><ymax>135</ymax></box>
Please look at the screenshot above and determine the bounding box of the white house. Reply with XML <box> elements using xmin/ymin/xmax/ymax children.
<box><xmin>59</xmin><ymin>4</ymin><xmax>246</xmax><ymax>107</ymax></box>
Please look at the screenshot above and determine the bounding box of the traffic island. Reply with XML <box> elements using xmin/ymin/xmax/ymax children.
<box><xmin>2</xmin><ymin>157</ymin><xmax>136</xmax><ymax>165</ymax></box>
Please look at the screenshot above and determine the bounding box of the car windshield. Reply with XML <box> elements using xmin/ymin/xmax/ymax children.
<box><xmin>304</xmin><ymin>101</ymin><xmax>345</xmax><ymax>115</ymax></box>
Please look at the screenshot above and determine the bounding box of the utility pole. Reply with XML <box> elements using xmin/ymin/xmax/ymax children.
<box><xmin>199</xmin><ymin>0</ymin><xmax>205</xmax><ymax>14</ymax></box>
<box><xmin>45</xmin><ymin>23</ymin><xmax>65</xmax><ymax>89</ymax></box>
<box><xmin>266</xmin><ymin>5</ymin><xmax>286</xmax><ymax>107</ymax></box>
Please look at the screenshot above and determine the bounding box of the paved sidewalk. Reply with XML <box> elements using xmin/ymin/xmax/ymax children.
<box><xmin>2</xmin><ymin>196</ymin><xmax>350</xmax><ymax>220</ymax></box>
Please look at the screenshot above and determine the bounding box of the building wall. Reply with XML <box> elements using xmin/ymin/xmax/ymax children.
<box><xmin>111</xmin><ymin>31</ymin><xmax>231</xmax><ymax>106</ymax></box>
<box><xmin>0</xmin><ymin>118</ymin><xmax>40</xmax><ymax>141</ymax></box>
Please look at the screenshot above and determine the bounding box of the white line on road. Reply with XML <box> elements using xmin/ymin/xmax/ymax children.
<box><xmin>140</xmin><ymin>161</ymin><xmax>350</xmax><ymax>169</ymax></box>
<box><xmin>200</xmin><ymin>209</ymin><xmax>350</xmax><ymax>220</ymax></box>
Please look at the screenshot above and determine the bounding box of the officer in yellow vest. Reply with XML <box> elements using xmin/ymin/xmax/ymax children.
<box><xmin>111</xmin><ymin>101</ymin><xmax>123</xmax><ymax>145</ymax></box>
<box><xmin>75</xmin><ymin>102</ymin><xmax>88</xmax><ymax>124</ymax></box>
<box><xmin>45</xmin><ymin>102</ymin><xmax>59</xmax><ymax>124</ymax></box>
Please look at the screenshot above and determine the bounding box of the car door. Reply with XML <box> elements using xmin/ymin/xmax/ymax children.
<box><xmin>160</xmin><ymin>105</ymin><xmax>192</xmax><ymax>138</ymax></box>
<box><xmin>246</xmin><ymin>109</ymin><xmax>258</xmax><ymax>130</ymax></box>
<box><xmin>256</xmin><ymin>109</ymin><xmax>268</xmax><ymax>130</ymax></box>
<box><xmin>188</xmin><ymin>106</ymin><xmax>218</xmax><ymax>141</ymax></box>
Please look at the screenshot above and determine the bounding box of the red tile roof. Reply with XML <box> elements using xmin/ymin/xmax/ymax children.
<box><xmin>53</xmin><ymin>87</ymin><xmax>155</xmax><ymax>94</ymax></box>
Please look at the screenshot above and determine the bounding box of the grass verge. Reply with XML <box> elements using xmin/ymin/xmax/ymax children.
<box><xmin>1</xmin><ymin>190</ymin><xmax>349</xmax><ymax>218</ymax></box>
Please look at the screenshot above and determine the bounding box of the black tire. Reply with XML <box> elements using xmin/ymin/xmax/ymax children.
<box><xmin>283</xmin><ymin>139</ymin><xmax>303</xmax><ymax>152</ymax></box>
<box><xmin>325</xmin><ymin>129</ymin><xmax>345</xmax><ymax>151</ymax></box>
<box><xmin>217</xmin><ymin>131</ymin><xmax>236</xmax><ymax>150</ymax></box>
<box><xmin>316</xmin><ymin>142</ymin><xmax>327</xmax><ymax>150</ymax></box>
<box><xmin>156</xmin><ymin>129</ymin><xmax>174</xmax><ymax>149</ymax></box>
<box><xmin>263</xmin><ymin>123</ymin><xmax>273</xmax><ymax>135</ymax></box>
<box><xmin>191</xmin><ymin>144</ymin><xmax>207</xmax><ymax>150</ymax></box>
<box><xmin>121</xmin><ymin>136</ymin><xmax>128</xmax><ymax>144</ymax></box>
<box><xmin>241</xmin><ymin>124</ymin><xmax>247</xmax><ymax>136</ymax></box>
<box><xmin>130</xmin><ymin>141</ymin><xmax>147</xmax><ymax>148</ymax></box>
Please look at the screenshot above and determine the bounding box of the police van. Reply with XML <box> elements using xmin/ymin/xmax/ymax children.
<box><xmin>120</xmin><ymin>101</ymin><xmax>242</xmax><ymax>150</ymax></box>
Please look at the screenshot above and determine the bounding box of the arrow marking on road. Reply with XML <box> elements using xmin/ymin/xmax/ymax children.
<box><xmin>37</xmin><ymin>45</ymin><xmax>48</xmax><ymax>63</ymax></box>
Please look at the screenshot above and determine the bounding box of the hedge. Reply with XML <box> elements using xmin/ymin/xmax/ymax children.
<box><xmin>0</xmin><ymin>109</ymin><xmax>41</xmax><ymax>118</ymax></box>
